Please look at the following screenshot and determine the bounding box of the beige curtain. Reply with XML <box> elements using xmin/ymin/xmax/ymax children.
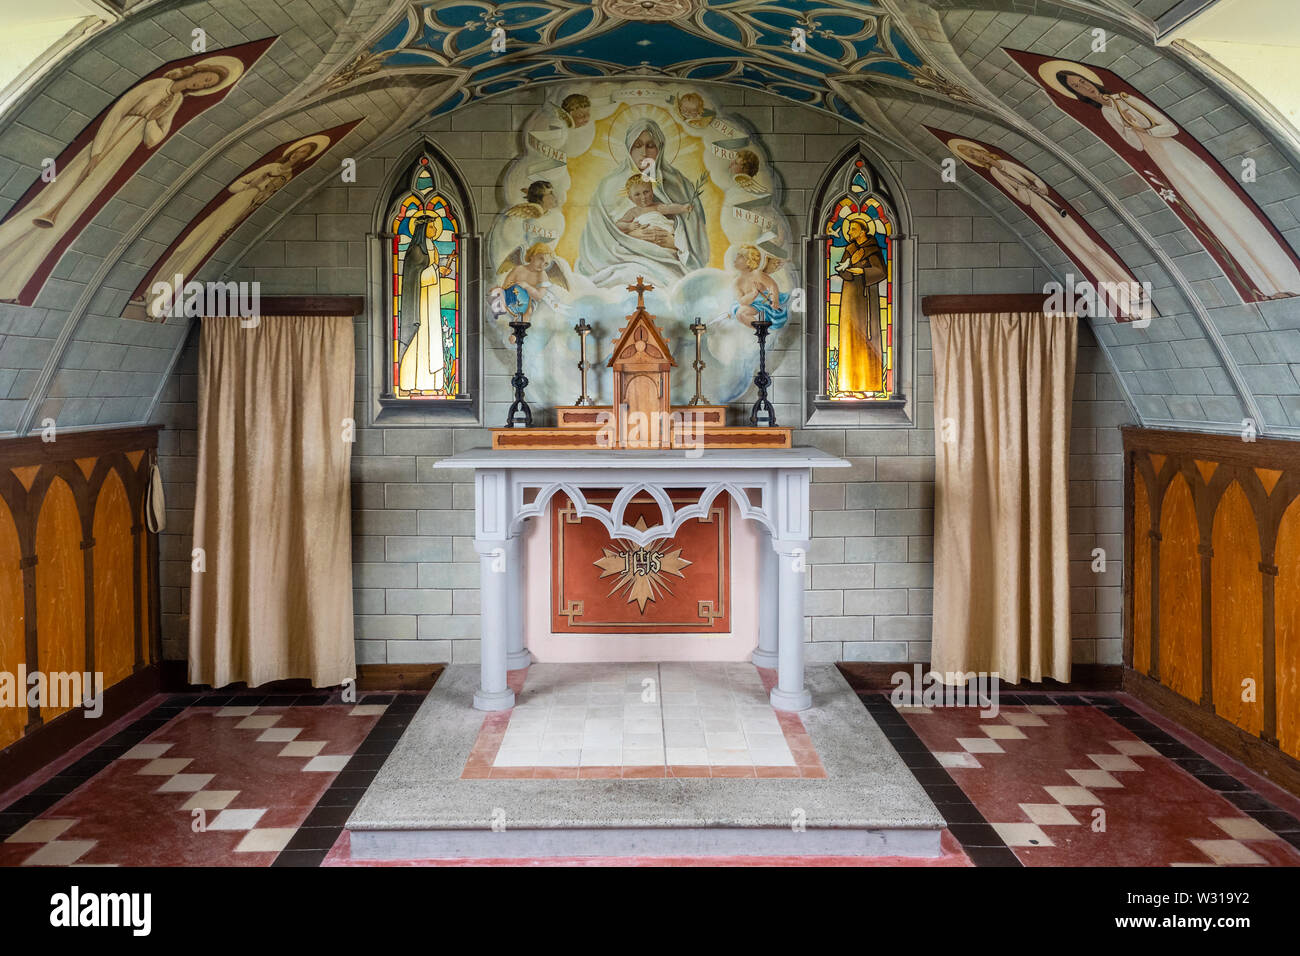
<box><xmin>930</xmin><ymin>311</ymin><xmax>1076</xmax><ymax>684</ymax></box>
<box><xmin>189</xmin><ymin>315</ymin><xmax>355</xmax><ymax>688</ymax></box>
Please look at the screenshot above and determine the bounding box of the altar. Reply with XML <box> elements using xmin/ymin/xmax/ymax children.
<box><xmin>434</xmin><ymin>447</ymin><xmax>849</xmax><ymax>711</ymax></box>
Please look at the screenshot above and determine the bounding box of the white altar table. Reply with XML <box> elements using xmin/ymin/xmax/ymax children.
<box><xmin>434</xmin><ymin>447</ymin><xmax>850</xmax><ymax>711</ymax></box>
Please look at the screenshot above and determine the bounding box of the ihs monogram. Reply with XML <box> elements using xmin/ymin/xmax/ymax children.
<box><xmin>593</xmin><ymin>516</ymin><xmax>691</xmax><ymax>612</ymax></box>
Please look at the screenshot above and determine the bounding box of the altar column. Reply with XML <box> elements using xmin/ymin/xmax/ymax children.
<box><xmin>503</xmin><ymin>534</ymin><xmax>531</xmax><ymax>670</ymax></box>
<box><xmin>472</xmin><ymin>468</ymin><xmax>516</xmax><ymax>711</ymax></box>
<box><xmin>769</xmin><ymin>540</ymin><xmax>812</xmax><ymax>711</ymax></box>
<box><xmin>752</xmin><ymin>526</ymin><xmax>780</xmax><ymax>669</ymax></box>
<box><xmin>768</xmin><ymin>468</ymin><xmax>813</xmax><ymax>712</ymax></box>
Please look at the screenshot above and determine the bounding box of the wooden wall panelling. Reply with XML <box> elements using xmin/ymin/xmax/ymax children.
<box><xmin>31</xmin><ymin>469</ymin><xmax>87</xmax><ymax>723</ymax></box>
<box><xmin>0</xmin><ymin>427</ymin><xmax>159</xmax><ymax>751</ymax></box>
<box><xmin>1274</xmin><ymin>491</ymin><xmax>1300</xmax><ymax>756</ymax></box>
<box><xmin>0</xmin><ymin>490</ymin><xmax>24</xmax><ymax>751</ymax></box>
<box><xmin>92</xmin><ymin>467</ymin><xmax>135</xmax><ymax>686</ymax></box>
<box><xmin>1158</xmin><ymin>470</ymin><xmax>1202</xmax><ymax>704</ymax></box>
<box><xmin>1208</xmin><ymin>476</ymin><xmax>1265</xmax><ymax>735</ymax></box>
<box><xmin>1131</xmin><ymin>463</ymin><xmax>1152</xmax><ymax>674</ymax></box>
<box><xmin>1123</xmin><ymin>426</ymin><xmax>1300</xmax><ymax>776</ymax></box>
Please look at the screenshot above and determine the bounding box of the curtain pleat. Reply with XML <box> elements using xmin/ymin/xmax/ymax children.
<box><xmin>930</xmin><ymin>311</ymin><xmax>1076</xmax><ymax>684</ymax></box>
<box><xmin>189</xmin><ymin>315</ymin><xmax>355</xmax><ymax>688</ymax></box>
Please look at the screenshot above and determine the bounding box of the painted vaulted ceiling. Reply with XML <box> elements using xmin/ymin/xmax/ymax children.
<box><xmin>0</xmin><ymin>0</ymin><xmax>1298</xmax><ymax>437</ymax></box>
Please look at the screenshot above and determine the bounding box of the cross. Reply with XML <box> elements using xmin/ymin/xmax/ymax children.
<box><xmin>627</xmin><ymin>276</ymin><xmax>654</xmax><ymax>311</ymax></box>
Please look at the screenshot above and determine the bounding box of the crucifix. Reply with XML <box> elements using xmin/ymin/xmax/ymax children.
<box><xmin>627</xmin><ymin>276</ymin><xmax>654</xmax><ymax>310</ymax></box>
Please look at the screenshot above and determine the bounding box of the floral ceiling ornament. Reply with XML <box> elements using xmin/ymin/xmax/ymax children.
<box><xmin>599</xmin><ymin>0</ymin><xmax>698</xmax><ymax>21</ymax></box>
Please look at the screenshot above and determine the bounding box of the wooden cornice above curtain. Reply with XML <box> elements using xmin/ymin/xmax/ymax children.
<box><xmin>929</xmin><ymin>308</ymin><xmax>1078</xmax><ymax>684</ymax></box>
<box><xmin>188</xmin><ymin>315</ymin><xmax>356</xmax><ymax>689</ymax></box>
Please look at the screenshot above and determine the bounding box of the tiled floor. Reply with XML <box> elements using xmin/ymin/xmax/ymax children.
<box><xmin>460</xmin><ymin>662</ymin><xmax>825</xmax><ymax>778</ymax></box>
<box><xmin>862</xmin><ymin>691</ymin><xmax>1300</xmax><ymax>867</ymax></box>
<box><xmin>1</xmin><ymin>674</ymin><xmax>1297</xmax><ymax>866</ymax></box>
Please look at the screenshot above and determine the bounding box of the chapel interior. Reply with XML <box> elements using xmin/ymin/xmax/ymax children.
<box><xmin>0</xmin><ymin>0</ymin><xmax>1299</xmax><ymax>873</ymax></box>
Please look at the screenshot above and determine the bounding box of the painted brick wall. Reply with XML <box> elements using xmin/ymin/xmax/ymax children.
<box><xmin>152</xmin><ymin>87</ymin><xmax>1129</xmax><ymax>672</ymax></box>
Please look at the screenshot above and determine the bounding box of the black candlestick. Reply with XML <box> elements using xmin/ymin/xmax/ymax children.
<box><xmin>506</xmin><ymin>319</ymin><xmax>532</xmax><ymax>427</ymax></box>
<box><xmin>749</xmin><ymin>317</ymin><xmax>775</xmax><ymax>426</ymax></box>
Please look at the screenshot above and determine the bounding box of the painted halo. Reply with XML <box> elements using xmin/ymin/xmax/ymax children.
<box><xmin>280</xmin><ymin>133</ymin><xmax>332</xmax><ymax>164</ymax></box>
<box><xmin>1037</xmin><ymin>59</ymin><xmax>1105</xmax><ymax>99</ymax></box>
<box><xmin>947</xmin><ymin>137</ymin><xmax>1000</xmax><ymax>168</ymax></box>
<box><xmin>175</xmin><ymin>55</ymin><xmax>246</xmax><ymax>95</ymax></box>
<box><xmin>606</xmin><ymin>103</ymin><xmax>680</xmax><ymax>168</ymax></box>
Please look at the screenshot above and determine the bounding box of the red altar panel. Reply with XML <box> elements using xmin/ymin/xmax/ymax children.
<box><xmin>550</xmin><ymin>491</ymin><xmax>731</xmax><ymax>634</ymax></box>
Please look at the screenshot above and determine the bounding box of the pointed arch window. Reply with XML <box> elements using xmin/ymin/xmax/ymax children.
<box><xmin>372</xmin><ymin>144</ymin><xmax>479</xmax><ymax>425</ymax></box>
<box><xmin>805</xmin><ymin>146</ymin><xmax>913</xmax><ymax>426</ymax></box>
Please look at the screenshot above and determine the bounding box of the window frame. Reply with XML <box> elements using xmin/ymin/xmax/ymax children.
<box><xmin>802</xmin><ymin>142</ymin><xmax>916</xmax><ymax>429</ymax></box>
<box><xmin>368</xmin><ymin>139</ymin><xmax>482</xmax><ymax>426</ymax></box>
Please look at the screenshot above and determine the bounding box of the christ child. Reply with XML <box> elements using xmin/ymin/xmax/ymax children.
<box><xmin>617</xmin><ymin>175</ymin><xmax>693</xmax><ymax>258</ymax></box>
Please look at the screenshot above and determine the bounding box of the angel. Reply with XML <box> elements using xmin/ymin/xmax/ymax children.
<box><xmin>496</xmin><ymin>242</ymin><xmax>569</xmax><ymax>319</ymax></box>
<box><xmin>728</xmin><ymin>150</ymin><xmax>768</xmax><ymax>197</ymax></box>
<box><xmin>504</xmin><ymin>180</ymin><xmax>559</xmax><ymax>220</ymax></box>
<box><xmin>731</xmin><ymin>243</ymin><xmax>789</xmax><ymax>328</ymax></box>
<box><xmin>674</xmin><ymin>91</ymin><xmax>714</xmax><ymax>128</ymax></box>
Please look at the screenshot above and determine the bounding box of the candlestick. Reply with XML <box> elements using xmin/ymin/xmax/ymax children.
<box><xmin>506</xmin><ymin>319</ymin><xmax>532</xmax><ymax>427</ymax></box>
<box><xmin>574</xmin><ymin>317</ymin><xmax>594</xmax><ymax>406</ymax></box>
<box><xmin>748</xmin><ymin>316</ymin><xmax>776</xmax><ymax>426</ymax></box>
<box><xmin>688</xmin><ymin>317</ymin><xmax>709</xmax><ymax>406</ymax></box>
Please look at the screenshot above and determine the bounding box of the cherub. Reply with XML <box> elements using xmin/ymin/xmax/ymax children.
<box><xmin>504</xmin><ymin>180</ymin><xmax>560</xmax><ymax>220</ymax></box>
<box><xmin>731</xmin><ymin>244</ymin><xmax>787</xmax><ymax>326</ymax></box>
<box><xmin>728</xmin><ymin>149</ymin><xmax>767</xmax><ymax>196</ymax></box>
<box><xmin>496</xmin><ymin>242</ymin><xmax>569</xmax><ymax>317</ymax></box>
<box><xmin>674</xmin><ymin>91</ymin><xmax>713</xmax><ymax>128</ymax></box>
<box><xmin>560</xmin><ymin>93</ymin><xmax>591</xmax><ymax>128</ymax></box>
<box><xmin>617</xmin><ymin>175</ymin><xmax>693</xmax><ymax>257</ymax></box>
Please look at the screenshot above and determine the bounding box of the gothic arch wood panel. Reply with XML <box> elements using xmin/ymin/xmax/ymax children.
<box><xmin>1159</xmin><ymin>473</ymin><xmax>1201</xmax><ymax>703</ymax></box>
<box><xmin>93</xmin><ymin>469</ymin><xmax>135</xmax><ymax>687</ymax></box>
<box><xmin>0</xmin><ymin>506</ymin><xmax>24</xmax><ymax>750</ymax></box>
<box><xmin>1210</xmin><ymin>481</ymin><xmax>1264</xmax><ymax>736</ymax></box>
<box><xmin>1133</xmin><ymin>471</ymin><xmax>1152</xmax><ymax>675</ymax></box>
<box><xmin>1275</xmin><ymin>496</ymin><xmax>1300</xmax><ymax>758</ymax></box>
<box><xmin>34</xmin><ymin>477</ymin><xmax>86</xmax><ymax>723</ymax></box>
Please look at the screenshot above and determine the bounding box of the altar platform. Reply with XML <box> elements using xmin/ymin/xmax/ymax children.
<box><xmin>345</xmin><ymin>662</ymin><xmax>944</xmax><ymax>861</ymax></box>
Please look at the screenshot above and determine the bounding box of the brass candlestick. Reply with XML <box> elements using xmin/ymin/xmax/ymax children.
<box><xmin>688</xmin><ymin>317</ymin><xmax>709</xmax><ymax>406</ymax></box>
<box><xmin>574</xmin><ymin>317</ymin><xmax>594</xmax><ymax>406</ymax></box>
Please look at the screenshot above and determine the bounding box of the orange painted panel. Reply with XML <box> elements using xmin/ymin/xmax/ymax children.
<box><xmin>1256</xmin><ymin>468</ymin><xmax>1283</xmax><ymax>496</ymax></box>
<box><xmin>0</xmin><ymin>506</ymin><xmax>25</xmax><ymax>750</ymax></box>
<box><xmin>34</xmin><ymin>478</ymin><xmax>86</xmax><ymax>722</ymax></box>
<box><xmin>1274</xmin><ymin>498</ymin><xmax>1300</xmax><ymax>758</ymax></box>
<box><xmin>1133</xmin><ymin>475</ymin><xmax>1152</xmax><ymax>675</ymax></box>
<box><xmin>11</xmin><ymin>466</ymin><xmax>39</xmax><ymax>490</ymax></box>
<box><xmin>138</xmin><ymin>503</ymin><xmax>150</xmax><ymax>667</ymax></box>
<box><xmin>1158</xmin><ymin>475</ymin><xmax>1202</xmax><ymax>702</ymax></box>
<box><xmin>93</xmin><ymin>471</ymin><xmax>135</xmax><ymax>687</ymax></box>
<box><xmin>1210</xmin><ymin>483</ymin><xmax>1264</xmax><ymax>736</ymax></box>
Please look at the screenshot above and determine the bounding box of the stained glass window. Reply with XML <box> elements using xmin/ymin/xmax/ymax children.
<box><xmin>389</xmin><ymin>154</ymin><xmax>462</xmax><ymax>399</ymax></box>
<box><xmin>823</xmin><ymin>158</ymin><xmax>896</xmax><ymax>401</ymax></box>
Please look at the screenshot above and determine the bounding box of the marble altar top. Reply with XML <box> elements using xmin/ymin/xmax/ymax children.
<box><xmin>433</xmin><ymin>447</ymin><xmax>850</xmax><ymax>470</ymax></box>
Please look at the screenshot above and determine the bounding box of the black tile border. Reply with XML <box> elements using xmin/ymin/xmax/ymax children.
<box><xmin>271</xmin><ymin>692</ymin><xmax>423</xmax><ymax>868</ymax></box>
<box><xmin>856</xmin><ymin>691</ymin><xmax>1022</xmax><ymax>867</ymax></box>
<box><xmin>862</xmin><ymin>690</ymin><xmax>1300</xmax><ymax>865</ymax></box>
<box><xmin>0</xmin><ymin>687</ymin><xmax>428</xmax><ymax>863</ymax></box>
